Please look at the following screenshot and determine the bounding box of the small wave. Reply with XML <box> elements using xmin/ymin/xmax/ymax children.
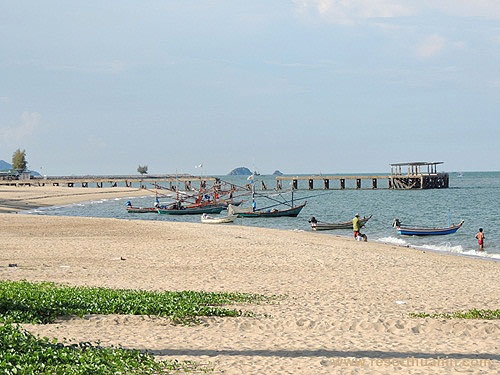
<box><xmin>377</xmin><ymin>237</ymin><xmax>499</xmax><ymax>260</ymax></box>
<box><xmin>377</xmin><ymin>236</ymin><xmax>409</xmax><ymax>246</ymax></box>
<box><xmin>420</xmin><ymin>243</ymin><xmax>464</xmax><ymax>253</ymax></box>
<box><xmin>458</xmin><ymin>249</ymin><xmax>500</xmax><ymax>260</ymax></box>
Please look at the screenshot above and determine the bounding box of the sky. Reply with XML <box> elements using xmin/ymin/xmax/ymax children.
<box><xmin>0</xmin><ymin>0</ymin><xmax>499</xmax><ymax>175</ymax></box>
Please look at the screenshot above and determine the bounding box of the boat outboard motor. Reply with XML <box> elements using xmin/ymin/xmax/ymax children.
<box><xmin>392</xmin><ymin>218</ymin><xmax>401</xmax><ymax>228</ymax></box>
<box><xmin>309</xmin><ymin>216</ymin><xmax>317</xmax><ymax>224</ymax></box>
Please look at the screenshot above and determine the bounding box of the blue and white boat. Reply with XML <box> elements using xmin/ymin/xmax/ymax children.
<box><xmin>393</xmin><ymin>218</ymin><xmax>464</xmax><ymax>236</ymax></box>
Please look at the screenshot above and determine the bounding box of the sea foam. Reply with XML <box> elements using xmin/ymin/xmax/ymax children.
<box><xmin>377</xmin><ymin>236</ymin><xmax>409</xmax><ymax>246</ymax></box>
<box><xmin>376</xmin><ymin>237</ymin><xmax>500</xmax><ymax>260</ymax></box>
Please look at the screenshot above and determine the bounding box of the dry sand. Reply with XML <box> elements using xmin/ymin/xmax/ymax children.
<box><xmin>0</xmin><ymin>189</ymin><xmax>498</xmax><ymax>374</ymax></box>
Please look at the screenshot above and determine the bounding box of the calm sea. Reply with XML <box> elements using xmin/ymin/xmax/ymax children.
<box><xmin>24</xmin><ymin>171</ymin><xmax>500</xmax><ymax>260</ymax></box>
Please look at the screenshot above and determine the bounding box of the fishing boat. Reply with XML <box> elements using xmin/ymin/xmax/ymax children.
<box><xmin>229</xmin><ymin>202</ymin><xmax>306</xmax><ymax>218</ymax></box>
<box><xmin>310</xmin><ymin>215</ymin><xmax>372</xmax><ymax>231</ymax></box>
<box><xmin>126</xmin><ymin>206</ymin><xmax>157</xmax><ymax>213</ymax></box>
<box><xmin>201</xmin><ymin>214</ymin><xmax>237</xmax><ymax>224</ymax></box>
<box><xmin>157</xmin><ymin>205</ymin><xmax>225</xmax><ymax>215</ymax></box>
<box><xmin>392</xmin><ymin>218</ymin><xmax>464</xmax><ymax>236</ymax></box>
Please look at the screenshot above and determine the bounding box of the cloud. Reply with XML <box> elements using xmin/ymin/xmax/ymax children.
<box><xmin>294</xmin><ymin>0</ymin><xmax>414</xmax><ymax>24</ymax></box>
<box><xmin>415</xmin><ymin>34</ymin><xmax>446</xmax><ymax>59</ymax></box>
<box><xmin>294</xmin><ymin>0</ymin><xmax>500</xmax><ymax>23</ymax></box>
<box><xmin>0</xmin><ymin>112</ymin><xmax>41</xmax><ymax>144</ymax></box>
<box><xmin>47</xmin><ymin>60</ymin><xmax>126</xmax><ymax>74</ymax></box>
<box><xmin>420</xmin><ymin>0</ymin><xmax>500</xmax><ymax>19</ymax></box>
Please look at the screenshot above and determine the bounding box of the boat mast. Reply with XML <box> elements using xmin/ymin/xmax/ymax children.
<box><xmin>252</xmin><ymin>179</ymin><xmax>256</xmax><ymax>211</ymax></box>
<box><xmin>249</xmin><ymin>173</ymin><xmax>256</xmax><ymax>212</ymax></box>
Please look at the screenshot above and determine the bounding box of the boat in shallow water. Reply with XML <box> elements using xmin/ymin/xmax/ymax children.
<box><xmin>157</xmin><ymin>205</ymin><xmax>225</xmax><ymax>215</ymax></box>
<box><xmin>229</xmin><ymin>203</ymin><xmax>306</xmax><ymax>218</ymax></box>
<box><xmin>393</xmin><ymin>218</ymin><xmax>464</xmax><ymax>236</ymax></box>
<box><xmin>126</xmin><ymin>207</ymin><xmax>157</xmax><ymax>213</ymax></box>
<box><xmin>310</xmin><ymin>215</ymin><xmax>372</xmax><ymax>231</ymax></box>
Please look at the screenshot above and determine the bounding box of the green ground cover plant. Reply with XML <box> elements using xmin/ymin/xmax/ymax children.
<box><xmin>409</xmin><ymin>309</ymin><xmax>499</xmax><ymax>320</ymax></box>
<box><xmin>0</xmin><ymin>323</ymin><xmax>200</xmax><ymax>374</ymax></box>
<box><xmin>0</xmin><ymin>280</ymin><xmax>266</xmax><ymax>324</ymax></box>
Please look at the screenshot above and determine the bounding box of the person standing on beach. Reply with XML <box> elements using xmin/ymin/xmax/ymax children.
<box><xmin>475</xmin><ymin>228</ymin><xmax>485</xmax><ymax>251</ymax></box>
<box><xmin>353</xmin><ymin>214</ymin><xmax>360</xmax><ymax>239</ymax></box>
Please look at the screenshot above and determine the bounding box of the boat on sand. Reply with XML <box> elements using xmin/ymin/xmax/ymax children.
<box><xmin>201</xmin><ymin>214</ymin><xmax>237</xmax><ymax>224</ymax></box>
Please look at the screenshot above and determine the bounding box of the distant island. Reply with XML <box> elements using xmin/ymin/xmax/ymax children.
<box><xmin>0</xmin><ymin>160</ymin><xmax>41</xmax><ymax>176</ymax></box>
<box><xmin>273</xmin><ymin>170</ymin><xmax>283</xmax><ymax>176</ymax></box>
<box><xmin>228</xmin><ymin>167</ymin><xmax>252</xmax><ymax>176</ymax></box>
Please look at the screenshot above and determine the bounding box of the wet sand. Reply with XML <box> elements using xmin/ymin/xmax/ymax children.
<box><xmin>0</xmin><ymin>186</ymin><xmax>151</xmax><ymax>212</ymax></box>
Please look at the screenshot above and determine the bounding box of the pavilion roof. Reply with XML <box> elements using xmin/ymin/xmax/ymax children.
<box><xmin>390</xmin><ymin>162</ymin><xmax>444</xmax><ymax>167</ymax></box>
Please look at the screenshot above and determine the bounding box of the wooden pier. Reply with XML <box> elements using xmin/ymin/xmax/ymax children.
<box><xmin>0</xmin><ymin>174</ymin><xmax>216</xmax><ymax>190</ymax></box>
<box><xmin>275</xmin><ymin>162</ymin><xmax>449</xmax><ymax>190</ymax></box>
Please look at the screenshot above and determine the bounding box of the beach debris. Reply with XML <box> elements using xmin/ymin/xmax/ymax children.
<box><xmin>120</xmin><ymin>256</ymin><xmax>126</xmax><ymax>261</ymax></box>
<box><xmin>8</xmin><ymin>263</ymin><xmax>17</xmax><ymax>267</ymax></box>
<box><xmin>396</xmin><ymin>301</ymin><xmax>406</xmax><ymax>305</ymax></box>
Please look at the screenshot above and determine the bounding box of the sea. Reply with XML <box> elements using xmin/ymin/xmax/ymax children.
<box><xmin>24</xmin><ymin>171</ymin><xmax>500</xmax><ymax>261</ymax></box>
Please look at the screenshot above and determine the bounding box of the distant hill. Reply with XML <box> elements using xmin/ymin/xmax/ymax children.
<box><xmin>0</xmin><ymin>159</ymin><xmax>41</xmax><ymax>176</ymax></box>
<box><xmin>228</xmin><ymin>167</ymin><xmax>252</xmax><ymax>176</ymax></box>
<box><xmin>0</xmin><ymin>160</ymin><xmax>11</xmax><ymax>170</ymax></box>
<box><xmin>273</xmin><ymin>170</ymin><xmax>283</xmax><ymax>176</ymax></box>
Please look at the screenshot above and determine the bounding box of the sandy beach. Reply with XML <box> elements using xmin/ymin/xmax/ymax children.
<box><xmin>0</xmin><ymin>189</ymin><xmax>498</xmax><ymax>374</ymax></box>
<box><xmin>0</xmin><ymin>186</ymin><xmax>151</xmax><ymax>212</ymax></box>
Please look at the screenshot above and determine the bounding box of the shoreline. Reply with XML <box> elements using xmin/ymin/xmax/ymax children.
<box><xmin>0</xmin><ymin>186</ymin><xmax>154</xmax><ymax>213</ymax></box>
<box><xmin>2</xmin><ymin>184</ymin><xmax>497</xmax><ymax>263</ymax></box>
<box><xmin>310</xmin><ymin>229</ymin><xmax>500</xmax><ymax>263</ymax></box>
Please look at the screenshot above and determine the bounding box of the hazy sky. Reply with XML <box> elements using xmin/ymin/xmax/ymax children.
<box><xmin>1</xmin><ymin>1</ymin><xmax>499</xmax><ymax>175</ymax></box>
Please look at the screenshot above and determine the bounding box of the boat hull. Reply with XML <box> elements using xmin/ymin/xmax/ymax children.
<box><xmin>126</xmin><ymin>207</ymin><xmax>157</xmax><ymax>213</ymax></box>
<box><xmin>201</xmin><ymin>215</ymin><xmax>237</xmax><ymax>224</ymax></box>
<box><xmin>396</xmin><ymin>221</ymin><xmax>464</xmax><ymax>236</ymax></box>
<box><xmin>236</xmin><ymin>203</ymin><xmax>306</xmax><ymax>218</ymax></box>
<box><xmin>312</xmin><ymin>215</ymin><xmax>372</xmax><ymax>231</ymax></box>
<box><xmin>157</xmin><ymin>206</ymin><xmax>225</xmax><ymax>215</ymax></box>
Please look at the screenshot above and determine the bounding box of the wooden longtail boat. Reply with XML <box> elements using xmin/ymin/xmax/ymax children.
<box><xmin>201</xmin><ymin>214</ymin><xmax>237</xmax><ymax>224</ymax></box>
<box><xmin>393</xmin><ymin>219</ymin><xmax>464</xmax><ymax>236</ymax></box>
<box><xmin>157</xmin><ymin>205</ymin><xmax>225</xmax><ymax>215</ymax></box>
<box><xmin>185</xmin><ymin>202</ymin><xmax>226</xmax><ymax>210</ymax></box>
<box><xmin>310</xmin><ymin>215</ymin><xmax>372</xmax><ymax>231</ymax></box>
<box><xmin>126</xmin><ymin>207</ymin><xmax>157</xmax><ymax>213</ymax></box>
<box><xmin>230</xmin><ymin>203</ymin><xmax>306</xmax><ymax>218</ymax></box>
